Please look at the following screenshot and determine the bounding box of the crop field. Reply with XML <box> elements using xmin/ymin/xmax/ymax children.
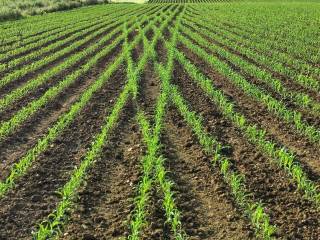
<box><xmin>0</xmin><ymin>1</ymin><xmax>319</xmax><ymax>239</ymax></box>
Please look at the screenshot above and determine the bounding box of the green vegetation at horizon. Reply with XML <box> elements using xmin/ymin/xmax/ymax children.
<box><xmin>0</xmin><ymin>0</ymin><xmax>109</xmax><ymax>21</ymax></box>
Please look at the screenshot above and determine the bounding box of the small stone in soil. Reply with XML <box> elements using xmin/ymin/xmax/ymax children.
<box><xmin>83</xmin><ymin>233</ymin><xmax>96</xmax><ymax>240</ymax></box>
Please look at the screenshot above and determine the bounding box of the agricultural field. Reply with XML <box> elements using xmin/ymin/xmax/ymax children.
<box><xmin>0</xmin><ymin>1</ymin><xmax>319</xmax><ymax>239</ymax></box>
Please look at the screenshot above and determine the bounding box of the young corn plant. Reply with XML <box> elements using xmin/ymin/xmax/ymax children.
<box><xmin>134</xmin><ymin>111</ymin><xmax>186</xmax><ymax>240</ymax></box>
<box><xmin>34</xmin><ymin>79</ymin><xmax>132</xmax><ymax>240</ymax></box>
<box><xmin>31</xmin><ymin>8</ymin><xmax>175</xmax><ymax>237</ymax></box>
<box><xmin>129</xmin><ymin>6</ymin><xmax>187</xmax><ymax>239</ymax></box>
<box><xmin>174</xmin><ymin>49</ymin><xmax>320</xmax><ymax>206</ymax></box>
<box><xmin>0</xmin><ymin>7</ymin><xmax>165</xmax><ymax>141</ymax></box>
<box><xmin>0</xmin><ymin>6</ymin><xmax>162</xmax><ymax>114</ymax></box>
<box><xmin>0</xmin><ymin>6</ymin><xmax>142</xmax><ymax>73</ymax></box>
<box><xmin>180</xmin><ymin>20</ymin><xmax>320</xmax><ymax>117</ymax></box>
<box><xmin>0</xmin><ymin>7</ymin><xmax>171</xmax><ymax>199</ymax></box>
<box><xmin>169</xmin><ymin>85</ymin><xmax>277</xmax><ymax>239</ymax></box>
<box><xmin>183</xmin><ymin>12</ymin><xmax>320</xmax><ymax>93</ymax></box>
<box><xmin>177</xmin><ymin>33</ymin><xmax>320</xmax><ymax>145</ymax></box>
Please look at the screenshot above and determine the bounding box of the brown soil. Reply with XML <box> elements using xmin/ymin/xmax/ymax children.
<box><xmin>137</xmin><ymin>60</ymin><xmax>160</xmax><ymax>118</ymax></box>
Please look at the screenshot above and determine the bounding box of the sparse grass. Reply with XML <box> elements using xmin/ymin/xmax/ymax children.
<box><xmin>0</xmin><ymin>0</ymin><xmax>109</xmax><ymax>21</ymax></box>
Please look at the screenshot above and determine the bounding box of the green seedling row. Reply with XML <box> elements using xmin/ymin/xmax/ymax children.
<box><xmin>0</xmin><ymin>5</ymin><xmax>162</xmax><ymax>115</ymax></box>
<box><xmin>181</xmin><ymin>18</ymin><xmax>320</xmax><ymax>116</ymax></box>
<box><xmin>178</xmin><ymin>34</ymin><xmax>320</xmax><ymax>144</ymax></box>
<box><xmin>32</xmin><ymin>7</ymin><xmax>175</xmax><ymax>239</ymax></box>
<box><xmin>174</xmin><ymin>49</ymin><xmax>320</xmax><ymax>206</ymax></box>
